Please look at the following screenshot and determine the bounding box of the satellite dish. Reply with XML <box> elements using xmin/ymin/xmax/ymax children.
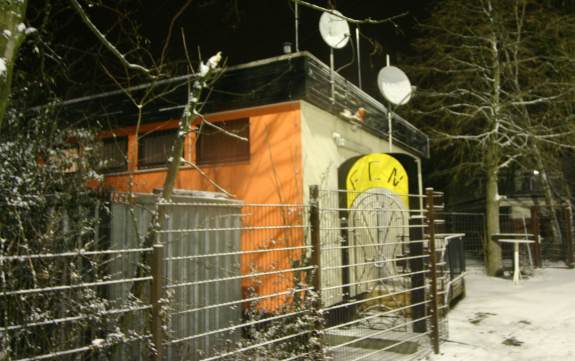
<box><xmin>377</xmin><ymin>66</ymin><xmax>412</xmax><ymax>106</ymax></box>
<box><xmin>319</xmin><ymin>10</ymin><xmax>350</xmax><ymax>49</ymax></box>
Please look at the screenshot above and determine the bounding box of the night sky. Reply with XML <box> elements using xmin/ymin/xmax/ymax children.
<box><xmin>21</xmin><ymin>1</ymin><xmax>436</xmax><ymax>102</ymax></box>
<box><xmin>137</xmin><ymin>0</ymin><xmax>435</xmax><ymax>100</ymax></box>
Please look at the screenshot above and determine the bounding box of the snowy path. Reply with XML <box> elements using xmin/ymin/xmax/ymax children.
<box><xmin>427</xmin><ymin>267</ymin><xmax>575</xmax><ymax>361</ymax></box>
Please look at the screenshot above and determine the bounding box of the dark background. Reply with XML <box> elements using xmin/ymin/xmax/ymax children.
<box><xmin>23</xmin><ymin>1</ymin><xmax>436</xmax><ymax>101</ymax></box>
<box><xmin>140</xmin><ymin>0</ymin><xmax>434</xmax><ymax>99</ymax></box>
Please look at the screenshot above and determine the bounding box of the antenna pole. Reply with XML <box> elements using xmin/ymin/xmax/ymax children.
<box><xmin>330</xmin><ymin>47</ymin><xmax>335</xmax><ymax>103</ymax></box>
<box><xmin>295</xmin><ymin>2</ymin><xmax>300</xmax><ymax>52</ymax></box>
<box><xmin>388</xmin><ymin>103</ymin><xmax>393</xmax><ymax>152</ymax></box>
<box><xmin>386</xmin><ymin>55</ymin><xmax>394</xmax><ymax>151</ymax></box>
<box><xmin>356</xmin><ymin>27</ymin><xmax>362</xmax><ymax>89</ymax></box>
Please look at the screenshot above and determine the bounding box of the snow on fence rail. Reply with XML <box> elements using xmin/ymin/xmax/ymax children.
<box><xmin>1</xmin><ymin>245</ymin><xmax>155</xmax><ymax>360</ymax></box>
<box><xmin>1</xmin><ymin>187</ymin><xmax>452</xmax><ymax>361</ymax></box>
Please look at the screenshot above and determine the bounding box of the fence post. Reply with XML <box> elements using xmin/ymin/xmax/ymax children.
<box><xmin>151</xmin><ymin>243</ymin><xmax>164</xmax><ymax>361</ymax></box>
<box><xmin>309</xmin><ymin>185</ymin><xmax>322</xmax><ymax>301</ymax></box>
<box><xmin>426</xmin><ymin>188</ymin><xmax>440</xmax><ymax>354</ymax></box>
<box><xmin>409</xmin><ymin>206</ymin><xmax>426</xmax><ymax>333</ymax></box>
<box><xmin>530</xmin><ymin>206</ymin><xmax>542</xmax><ymax>268</ymax></box>
<box><xmin>563</xmin><ymin>203</ymin><xmax>574</xmax><ymax>269</ymax></box>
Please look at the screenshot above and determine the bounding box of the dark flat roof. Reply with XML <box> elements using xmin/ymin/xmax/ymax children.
<box><xmin>61</xmin><ymin>52</ymin><xmax>429</xmax><ymax>158</ymax></box>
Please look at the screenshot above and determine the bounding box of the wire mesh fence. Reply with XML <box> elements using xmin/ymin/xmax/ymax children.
<box><xmin>435</xmin><ymin>209</ymin><xmax>544</xmax><ymax>271</ymax></box>
<box><xmin>0</xmin><ymin>237</ymin><xmax>154</xmax><ymax>360</ymax></box>
<box><xmin>0</xmin><ymin>191</ymin><xmax>155</xmax><ymax>361</ymax></box>
<box><xmin>1</xmin><ymin>188</ymin><xmax>452</xmax><ymax>361</ymax></box>
<box><xmin>158</xmin><ymin>201</ymin><xmax>314</xmax><ymax>361</ymax></box>
<box><xmin>552</xmin><ymin>203</ymin><xmax>574</xmax><ymax>267</ymax></box>
<box><xmin>436</xmin><ymin>212</ymin><xmax>485</xmax><ymax>265</ymax></box>
<box><xmin>311</xmin><ymin>187</ymin><xmax>446</xmax><ymax>361</ymax></box>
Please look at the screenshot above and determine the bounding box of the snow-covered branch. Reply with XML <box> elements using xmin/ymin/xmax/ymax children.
<box><xmin>162</xmin><ymin>51</ymin><xmax>223</xmax><ymax>202</ymax></box>
<box><xmin>291</xmin><ymin>0</ymin><xmax>406</xmax><ymax>25</ymax></box>
<box><xmin>510</xmin><ymin>94</ymin><xmax>563</xmax><ymax>106</ymax></box>
<box><xmin>0</xmin><ymin>0</ymin><xmax>30</xmax><ymax>129</ymax></box>
<box><xmin>497</xmin><ymin>153</ymin><xmax>521</xmax><ymax>170</ymax></box>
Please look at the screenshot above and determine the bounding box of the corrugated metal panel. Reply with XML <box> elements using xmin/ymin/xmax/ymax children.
<box><xmin>109</xmin><ymin>197</ymin><xmax>154</xmax><ymax>361</ymax></box>
<box><xmin>163</xmin><ymin>196</ymin><xmax>243</xmax><ymax>360</ymax></box>
<box><xmin>109</xmin><ymin>191</ymin><xmax>243</xmax><ymax>361</ymax></box>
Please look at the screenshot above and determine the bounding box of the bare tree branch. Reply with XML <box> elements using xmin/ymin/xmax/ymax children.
<box><xmin>195</xmin><ymin>113</ymin><xmax>248</xmax><ymax>142</ymax></box>
<box><xmin>68</xmin><ymin>0</ymin><xmax>155</xmax><ymax>77</ymax></box>
<box><xmin>159</xmin><ymin>0</ymin><xmax>194</xmax><ymax>67</ymax></box>
<box><xmin>291</xmin><ymin>0</ymin><xmax>407</xmax><ymax>25</ymax></box>
<box><xmin>182</xmin><ymin>159</ymin><xmax>234</xmax><ymax>197</ymax></box>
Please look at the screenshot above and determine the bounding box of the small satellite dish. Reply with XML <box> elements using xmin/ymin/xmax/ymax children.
<box><xmin>377</xmin><ymin>66</ymin><xmax>412</xmax><ymax>105</ymax></box>
<box><xmin>319</xmin><ymin>10</ymin><xmax>350</xmax><ymax>49</ymax></box>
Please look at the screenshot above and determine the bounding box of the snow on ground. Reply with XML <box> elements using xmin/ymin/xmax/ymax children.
<box><xmin>427</xmin><ymin>266</ymin><xmax>575</xmax><ymax>361</ymax></box>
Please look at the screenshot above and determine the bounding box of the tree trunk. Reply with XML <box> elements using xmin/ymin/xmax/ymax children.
<box><xmin>162</xmin><ymin>117</ymin><xmax>189</xmax><ymax>202</ymax></box>
<box><xmin>485</xmin><ymin>164</ymin><xmax>502</xmax><ymax>276</ymax></box>
<box><xmin>533</xmin><ymin>144</ymin><xmax>562</xmax><ymax>252</ymax></box>
<box><xmin>485</xmin><ymin>16</ymin><xmax>503</xmax><ymax>276</ymax></box>
<box><xmin>0</xmin><ymin>0</ymin><xmax>29</xmax><ymax>129</ymax></box>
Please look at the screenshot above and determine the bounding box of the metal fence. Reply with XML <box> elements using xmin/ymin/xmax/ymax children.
<box><xmin>436</xmin><ymin>210</ymin><xmax>542</xmax><ymax>270</ymax></box>
<box><xmin>437</xmin><ymin>212</ymin><xmax>486</xmax><ymax>265</ymax></box>
<box><xmin>314</xmin><ymin>187</ymin><xmax>446</xmax><ymax>361</ymax></box>
<box><xmin>1</xmin><ymin>187</ymin><xmax>451</xmax><ymax>361</ymax></box>
<box><xmin>418</xmin><ymin>203</ymin><xmax>575</xmax><ymax>271</ymax></box>
<box><xmin>0</xmin><ymin>213</ymin><xmax>154</xmax><ymax>361</ymax></box>
<box><xmin>157</xmin><ymin>200</ymin><xmax>312</xmax><ymax>360</ymax></box>
<box><xmin>557</xmin><ymin>204</ymin><xmax>574</xmax><ymax>268</ymax></box>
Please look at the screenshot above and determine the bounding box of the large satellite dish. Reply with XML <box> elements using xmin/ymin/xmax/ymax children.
<box><xmin>377</xmin><ymin>66</ymin><xmax>412</xmax><ymax>106</ymax></box>
<box><xmin>319</xmin><ymin>10</ymin><xmax>350</xmax><ymax>49</ymax></box>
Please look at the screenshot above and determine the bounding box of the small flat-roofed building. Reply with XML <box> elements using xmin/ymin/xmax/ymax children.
<box><xmin>66</xmin><ymin>51</ymin><xmax>427</xmax><ymax>202</ymax></box>
<box><xmin>63</xmin><ymin>51</ymin><xmax>429</xmax><ymax>311</ymax></box>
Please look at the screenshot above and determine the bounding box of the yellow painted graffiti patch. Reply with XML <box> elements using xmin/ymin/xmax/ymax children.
<box><xmin>346</xmin><ymin>153</ymin><xmax>409</xmax><ymax>208</ymax></box>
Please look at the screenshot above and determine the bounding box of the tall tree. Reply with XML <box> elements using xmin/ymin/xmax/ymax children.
<box><xmin>0</xmin><ymin>0</ymin><xmax>29</xmax><ymax>129</ymax></box>
<box><xmin>408</xmin><ymin>0</ymin><xmax>575</xmax><ymax>275</ymax></box>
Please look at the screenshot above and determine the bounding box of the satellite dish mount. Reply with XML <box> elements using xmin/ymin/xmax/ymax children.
<box><xmin>319</xmin><ymin>10</ymin><xmax>350</xmax><ymax>103</ymax></box>
<box><xmin>377</xmin><ymin>56</ymin><xmax>413</xmax><ymax>152</ymax></box>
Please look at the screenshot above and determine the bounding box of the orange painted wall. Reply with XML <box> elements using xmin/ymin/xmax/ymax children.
<box><xmin>102</xmin><ymin>102</ymin><xmax>305</xmax><ymax>311</ymax></box>
<box><xmin>103</xmin><ymin>102</ymin><xmax>303</xmax><ymax>204</ymax></box>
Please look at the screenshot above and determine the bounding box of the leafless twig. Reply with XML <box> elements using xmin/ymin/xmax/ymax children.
<box><xmin>181</xmin><ymin>159</ymin><xmax>234</xmax><ymax>197</ymax></box>
<box><xmin>291</xmin><ymin>0</ymin><xmax>407</xmax><ymax>25</ymax></box>
<box><xmin>68</xmin><ymin>0</ymin><xmax>155</xmax><ymax>77</ymax></box>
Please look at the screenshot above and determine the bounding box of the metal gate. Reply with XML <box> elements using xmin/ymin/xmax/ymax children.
<box><xmin>312</xmin><ymin>187</ymin><xmax>446</xmax><ymax>361</ymax></box>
